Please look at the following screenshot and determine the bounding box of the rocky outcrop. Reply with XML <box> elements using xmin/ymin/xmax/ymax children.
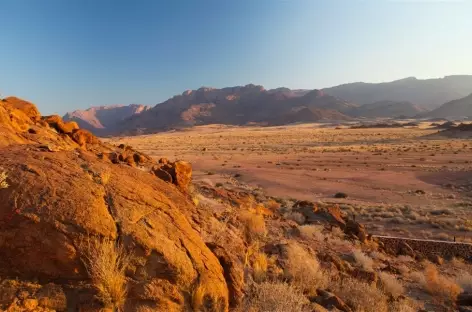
<box><xmin>3</xmin><ymin>96</ymin><xmax>41</xmax><ymax>122</ymax></box>
<box><xmin>152</xmin><ymin>158</ymin><xmax>193</xmax><ymax>192</ymax></box>
<box><xmin>0</xmin><ymin>97</ymin><xmax>229</xmax><ymax>311</ymax></box>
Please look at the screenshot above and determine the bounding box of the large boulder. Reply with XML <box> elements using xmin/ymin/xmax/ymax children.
<box><xmin>42</xmin><ymin>115</ymin><xmax>79</xmax><ymax>134</ymax></box>
<box><xmin>152</xmin><ymin>160</ymin><xmax>192</xmax><ymax>192</ymax></box>
<box><xmin>0</xmin><ymin>145</ymin><xmax>229</xmax><ymax>311</ymax></box>
<box><xmin>0</xmin><ymin>102</ymin><xmax>29</xmax><ymax>146</ymax></box>
<box><xmin>344</xmin><ymin>220</ymin><xmax>368</xmax><ymax>243</ymax></box>
<box><xmin>3</xmin><ymin>97</ymin><xmax>41</xmax><ymax>122</ymax></box>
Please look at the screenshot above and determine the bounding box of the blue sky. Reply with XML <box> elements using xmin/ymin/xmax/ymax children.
<box><xmin>1</xmin><ymin>0</ymin><xmax>471</xmax><ymax>114</ymax></box>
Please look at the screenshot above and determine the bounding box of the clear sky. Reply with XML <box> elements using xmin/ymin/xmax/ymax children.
<box><xmin>1</xmin><ymin>0</ymin><xmax>471</xmax><ymax>114</ymax></box>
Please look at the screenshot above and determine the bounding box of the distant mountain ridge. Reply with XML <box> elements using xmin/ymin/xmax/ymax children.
<box><xmin>322</xmin><ymin>75</ymin><xmax>472</xmax><ymax>109</ymax></box>
<box><xmin>63</xmin><ymin>104</ymin><xmax>150</xmax><ymax>133</ymax></box>
<box><xmin>424</xmin><ymin>93</ymin><xmax>472</xmax><ymax>119</ymax></box>
<box><xmin>116</xmin><ymin>85</ymin><xmax>355</xmax><ymax>134</ymax></box>
<box><xmin>61</xmin><ymin>75</ymin><xmax>472</xmax><ymax>135</ymax></box>
<box><xmin>352</xmin><ymin>101</ymin><xmax>425</xmax><ymax>118</ymax></box>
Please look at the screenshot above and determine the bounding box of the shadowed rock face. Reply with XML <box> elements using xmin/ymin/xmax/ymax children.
<box><xmin>0</xmin><ymin>97</ymin><xmax>229</xmax><ymax>311</ymax></box>
<box><xmin>351</xmin><ymin>101</ymin><xmax>425</xmax><ymax>118</ymax></box>
<box><xmin>424</xmin><ymin>93</ymin><xmax>472</xmax><ymax>119</ymax></box>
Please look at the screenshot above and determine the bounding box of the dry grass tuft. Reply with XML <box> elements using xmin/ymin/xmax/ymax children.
<box><xmin>284</xmin><ymin>243</ymin><xmax>327</xmax><ymax>294</ymax></box>
<box><xmin>421</xmin><ymin>264</ymin><xmax>462</xmax><ymax>305</ymax></box>
<box><xmin>252</xmin><ymin>252</ymin><xmax>269</xmax><ymax>283</ymax></box>
<box><xmin>298</xmin><ymin>225</ymin><xmax>325</xmax><ymax>241</ymax></box>
<box><xmin>389</xmin><ymin>299</ymin><xmax>421</xmax><ymax>312</ymax></box>
<box><xmin>352</xmin><ymin>249</ymin><xmax>374</xmax><ymax>271</ymax></box>
<box><xmin>242</xmin><ymin>281</ymin><xmax>309</xmax><ymax>312</ymax></box>
<box><xmin>0</xmin><ymin>171</ymin><xmax>8</xmax><ymax>189</ymax></box>
<box><xmin>378</xmin><ymin>272</ymin><xmax>404</xmax><ymax>298</ymax></box>
<box><xmin>331</xmin><ymin>277</ymin><xmax>389</xmax><ymax>312</ymax></box>
<box><xmin>265</xmin><ymin>199</ymin><xmax>281</xmax><ymax>211</ymax></box>
<box><xmin>80</xmin><ymin>236</ymin><xmax>130</xmax><ymax>310</ymax></box>
<box><xmin>239</xmin><ymin>211</ymin><xmax>267</xmax><ymax>243</ymax></box>
<box><xmin>99</xmin><ymin>170</ymin><xmax>111</xmax><ymax>185</ymax></box>
<box><xmin>192</xmin><ymin>283</ymin><xmax>207</xmax><ymax>311</ymax></box>
<box><xmin>284</xmin><ymin>212</ymin><xmax>305</xmax><ymax>225</ymax></box>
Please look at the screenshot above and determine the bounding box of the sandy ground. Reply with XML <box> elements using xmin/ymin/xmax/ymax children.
<box><xmin>107</xmin><ymin>122</ymin><xmax>472</xmax><ymax>241</ymax></box>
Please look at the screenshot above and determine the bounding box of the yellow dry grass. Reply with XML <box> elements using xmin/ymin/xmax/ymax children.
<box><xmin>252</xmin><ymin>252</ymin><xmax>269</xmax><ymax>283</ymax></box>
<box><xmin>423</xmin><ymin>264</ymin><xmax>461</xmax><ymax>305</ymax></box>
<box><xmin>192</xmin><ymin>283</ymin><xmax>207</xmax><ymax>311</ymax></box>
<box><xmin>80</xmin><ymin>236</ymin><xmax>129</xmax><ymax>310</ymax></box>
<box><xmin>0</xmin><ymin>171</ymin><xmax>8</xmax><ymax>189</ymax></box>
<box><xmin>239</xmin><ymin>211</ymin><xmax>267</xmax><ymax>243</ymax></box>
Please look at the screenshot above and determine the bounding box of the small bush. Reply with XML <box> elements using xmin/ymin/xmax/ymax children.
<box><xmin>80</xmin><ymin>237</ymin><xmax>129</xmax><ymax>310</ymax></box>
<box><xmin>331</xmin><ymin>277</ymin><xmax>389</xmax><ymax>312</ymax></box>
<box><xmin>0</xmin><ymin>171</ymin><xmax>8</xmax><ymax>189</ymax></box>
<box><xmin>298</xmin><ymin>225</ymin><xmax>325</xmax><ymax>241</ymax></box>
<box><xmin>388</xmin><ymin>299</ymin><xmax>420</xmax><ymax>312</ymax></box>
<box><xmin>378</xmin><ymin>272</ymin><xmax>404</xmax><ymax>298</ymax></box>
<box><xmin>284</xmin><ymin>212</ymin><xmax>305</xmax><ymax>225</ymax></box>
<box><xmin>253</xmin><ymin>252</ymin><xmax>268</xmax><ymax>283</ymax></box>
<box><xmin>239</xmin><ymin>211</ymin><xmax>266</xmax><ymax>243</ymax></box>
<box><xmin>334</xmin><ymin>192</ymin><xmax>348</xmax><ymax>198</ymax></box>
<box><xmin>242</xmin><ymin>282</ymin><xmax>309</xmax><ymax>312</ymax></box>
<box><xmin>352</xmin><ymin>249</ymin><xmax>374</xmax><ymax>271</ymax></box>
<box><xmin>284</xmin><ymin>243</ymin><xmax>327</xmax><ymax>294</ymax></box>
<box><xmin>265</xmin><ymin>199</ymin><xmax>281</xmax><ymax>211</ymax></box>
<box><xmin>100</xmin><ymin>170</ymin><xmax>111</xmax><ymax>185</ymax></box>
<box><xmin>422</xmin><ymin>264</ymin><xmax>461</xmax><ymax>305</ymax></box>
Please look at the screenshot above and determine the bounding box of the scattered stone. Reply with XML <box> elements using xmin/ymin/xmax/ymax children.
<box><xmin>344</xmin><ymin>220</ymin><xmax>368</xmax><ymax>243</ymax></box>
<box><xmin>152</xmin><ymin>160</ymin><xmax>192</xmax><ymax>192</ymax></box>
<box><xmin>313</xmin><ymin>289</ymin><xmax>353</xmax><ymax>312</ymax></box>
<box><xmin>334</xmin><ymin>192</ymin><xmax>348</xmax><ymax>199</ymax></box>
<box><xmin>351</xmin><ymin>268</ymin><xmax>378</xmax><ymax>285</ymax></box>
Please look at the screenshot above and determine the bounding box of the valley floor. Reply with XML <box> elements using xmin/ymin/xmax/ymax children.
<box><xmin>109</xmin><ymin>122</ymin><xmax>472</xmax><ymax>243</ymax></box>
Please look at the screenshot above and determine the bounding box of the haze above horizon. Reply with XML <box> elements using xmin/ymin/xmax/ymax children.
<box><xmin>1</xmin><ymin>0</ymin><xmax>471</xmax><ymax>115</ymax></box>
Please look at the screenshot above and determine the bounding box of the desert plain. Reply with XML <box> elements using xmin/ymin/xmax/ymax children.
<box><xmin>110</xmin><ymin>121</ymin><xmax>472</xmax><ymax>243</ymax></box>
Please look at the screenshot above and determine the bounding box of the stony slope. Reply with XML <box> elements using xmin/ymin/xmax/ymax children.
<box><xmin>63</xmin><ymin>104</ymin><xmax>150</xmax><ymax>134</ymax></box>
<box><xmin>424</xmin><ymin>93</ymin><xmax>472</xmax><ymax>119</ymax></box>
<box><xmin>0</xmin><ymin>97</ymin><xmax>229</xmax><ymax>311</ymax></box>
<box><xmin>322</xmin><ymin>75</ymin><xmax>472</xmax><ymax>109</ymax></box>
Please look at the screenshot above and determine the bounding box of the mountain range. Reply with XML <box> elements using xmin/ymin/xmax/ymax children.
<box><xmin>62</xmin><ymin>75</ymin><xmax>472</xmax><ymax>135</ymax></box>
<box><xmin>424</xmin><ymin>93</ymin><xmax>472</xmax><ymax>119</ymax></box>
<box><xmin>322</xmin><ymin>75</ymin><xmax>472</xmax><ymax>109</ymax></box>
<box><xmin>63</xmin><ymin>104</ymin><xmax>151</xmax><ymax>134</ymax></box>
